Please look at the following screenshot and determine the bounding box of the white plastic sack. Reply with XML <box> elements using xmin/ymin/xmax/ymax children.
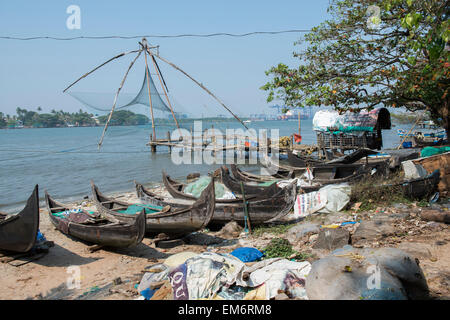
<box><xmin>293</xmin><ymin>183</ymin><xmax>352</xmax><ymax>218</ymax></box>
<box><xmin>218</xmin><ymin>191</ymin><xmax>237</xmax><ymax>200</ymax></box>
<box><xmin>312</xmin><ymin>110</ymin><xmax>340</xmax><ymax>132</ymax></box>
<box><xmin>317</xmin><ymin>183</ymin><xmax>352</xmax><ymax>214</ymax></box>
<box><xmin>238</xmin><ymin>258</ymin><xmax>311</xmax><ymax>300</ymax></box>
<box><xmin>402</xmin><ymin>160</ymin><xmax>428</xmax><ymax>180</ymax></box>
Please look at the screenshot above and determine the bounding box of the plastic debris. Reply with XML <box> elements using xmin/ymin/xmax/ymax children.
<box><xmin>230</xmin><ymin>247</ymin><xmax>264</xmax><ymax>263</ymax></box>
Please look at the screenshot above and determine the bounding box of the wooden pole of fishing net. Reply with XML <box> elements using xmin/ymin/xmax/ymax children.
<box><xmin>153</xmin><ymin>53</ymin><xmax>248</xmax><ymax>130</ymax></box>
<box><xmin>147</xmin><ymin>48</ymin><xmax>182</xmax><ymax>139</ymax></box>
<box><xmin>98</xmin><ymin>50</ymin><xmax>143</xmax><ymax>149</ymax></box>
<box><xmin>63</xmin><ymin>49</ymin><xmax>141</xmax><ymax>93</ymax></box>
<box><xmin>144</xmin><ymin>50</ymin><xmax>157</xmax><ymax>144</ymax></box>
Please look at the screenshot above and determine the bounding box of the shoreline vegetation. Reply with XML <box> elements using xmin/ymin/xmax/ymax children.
<box><xmin>0</xmin><ymin>107</ymin><xmax>244</xmax><ymax>129</ymax></box>
<box><xmin>391</xmin><ymin>112</ymin><xmax>431</xmax><ymax>125</ymax></box>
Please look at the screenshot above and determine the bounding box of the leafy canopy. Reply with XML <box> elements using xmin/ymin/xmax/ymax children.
<box><xmin>262</xmin><ymin>0</ymin><xmax>449</xmax><ymax>130</ymax></box>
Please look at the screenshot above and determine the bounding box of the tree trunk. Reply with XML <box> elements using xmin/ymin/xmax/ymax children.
<box><xmin>431</xmin><ymin>98</ymin><xmax>449</xmax><ymax>140</ymax></box>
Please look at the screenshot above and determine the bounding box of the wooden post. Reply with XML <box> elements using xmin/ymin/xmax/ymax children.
<box><xmin>150</xmin><ymin>134</ymin><xmax>156</xmax><ymax>153</ymax></box>
<box><xmin>167</xmin><ymin>131</ymin><xmax>172</xmax><ymax>153</ymax></box>
<box><xmin>240</xmin><ymin>182</ymin><xmax>252</xmax><ymax>234</ymax></box>
<box><xmin>144</xmin><ymin>45</ymin><xmax>156</xmax><ymax>147</ymax></box>
<box><xmin>98</xmin><ymin>50</ymin><xmax>143</xmax><ymax>149</ymax></box>
<box><xmin>147</xmin><ymin>49</ymin><xmax>181</xmax><ymax>134</ymax></box>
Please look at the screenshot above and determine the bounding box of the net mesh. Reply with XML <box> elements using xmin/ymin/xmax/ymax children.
<box><xmin>67</xmin><ymin>66</ymin><xmax>173</xmax><ymax>114</ymax></box>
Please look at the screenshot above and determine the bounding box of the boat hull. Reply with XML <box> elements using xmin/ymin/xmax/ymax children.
<box><xmin>0</xmin><ymin>185</ymin><xmax>39</xmax><ymax>253</ymax></box>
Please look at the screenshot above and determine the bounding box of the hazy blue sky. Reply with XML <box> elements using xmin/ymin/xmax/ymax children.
<box><xmin>0</xmin><ymin>0</ymin><xmax>331</xmax><ymax>117</ymax></box>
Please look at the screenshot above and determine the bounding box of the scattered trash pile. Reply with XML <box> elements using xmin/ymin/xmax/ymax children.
<box><xmin>135</xmin><ymin>244</ymin><xmax>430</xmax><ymax>300</ymax></box>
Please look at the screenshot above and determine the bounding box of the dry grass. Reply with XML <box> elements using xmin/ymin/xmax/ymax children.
<box><xmin>350</xmin><ymin>172</ymin><xmax>412</xmax><ymax>211</ymax></box>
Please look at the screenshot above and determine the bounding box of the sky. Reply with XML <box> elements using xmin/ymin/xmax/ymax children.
<box><xmin>0</xmin><ymin>0</ymin><xmax>332</xmax><ymax>118</ymax></box>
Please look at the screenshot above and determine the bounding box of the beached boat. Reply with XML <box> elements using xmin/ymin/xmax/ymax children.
<box><xmin>135</xmin><ymin>179</ymin><xmax>298</xmax><ymax>226</ymax></box>
<box><xmin>230</xmin><ymin>163</ymin><xmax>371</xmax><ymax>188</ymax></box>
<box><xmin>400</xmin><ymin>169</ymin><xmax>441</xmax><ymax>199</ymax></box>
<box><xmin>229</xmin><ymin>164</ymin><xmax>292</xmax><ymax>183</ymax></box>
<box><xmin>287</xmin><ymin>151</ymin><xmax>325</xmax><ymax>167</ymax></box>
<box><xmin>45</xmin><ymin>192</ymin><xmax>146</xmax><ymax>248</ymax></box>
<box><xmin>219</xmin><ymin>166</ymin><xmax>303</xmax><ymax>196</ymax></box>
<box><xmin>262</xmin><ymin>155</ymin><xmax>387</xmax><ymax>180</ymax></box>
<box><xmin>287</xmin><ymin>148</ymin><xmax>380</xmax><ymax>168</ymax></box>
<box><xmin>0</xmin><ymin>185</ymin><xmax>39</xmax><ymax>253</ymax></box>
<box><xmin>223</xmin><ymin>164</ymin><xmax>371</xmax><ymax>195</ymax></box>
<box><xmin>91</xmin><ymin>179</ymin><xmax>215</xmax><ymax>236</ymax></box>
<box><xmin>163</xmin><ymin>170</ymin><xmax>260</xmax><ymax>203</ymax></box>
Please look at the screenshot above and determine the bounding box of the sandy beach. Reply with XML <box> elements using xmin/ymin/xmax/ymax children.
<box><xmin>1</xmin><ymin>186</ymin><xmax>448</xmax><ymax>300</ymax></box>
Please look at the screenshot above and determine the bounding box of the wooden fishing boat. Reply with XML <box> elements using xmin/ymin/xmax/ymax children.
<box><xmin>220</xmin><ymin>166</ymin><xmax>297</xmax><ymax>196</ymax></box>
<box><xmin>0</xmin><ymin>185</ymin><xmax>39</xmax><ymax>253</ymax></box>
<box><xmin>231</xmin><ymin>163</ymin><xmax>372</xmax><ymax>187</ymax></box>
<box><xmin>287</xmin><ymin>148</ymin><xmax>379</xmax><ymax>167</ymax></box>
<box><xmin>287</xmin><ymin>151</ymin><xmax>324</xmax><ymax>167</ymax></box>
<box><xmin>262</xmin><ymin>155</ymin><xmax>387</xmax><ymax>180</ymax></box>
<box><xmin>229</xmin><ymin>164</ymin><xmax>293</xmax><ymax>183</ymax></box>
<box><xmin>162</xmin><ymin>170</ymin><xmax>260</xmax><ymax>203</ymax></box>
<box><xmin>91</xmin><ymin>179</ymin><xmax>215</xmax><ymax>236</ymax></box>
<box><xmin>221</xmin><ymin>166</ymin><xmax>322</xmax><ymax>195</ymax></box>
<box><xmin>400</xmin><ymin>169</ymin><xmax>441</xmax><ymax>199</ymax></box>
<box><xmin>45</xmin><ymin>192</ymin><xmax>146</xmax><ymax>248</ymax></box>
<box><xmin>135</xmin><ymin>179</ymin><xmax>298</xmax><ymax>226</ymax></box>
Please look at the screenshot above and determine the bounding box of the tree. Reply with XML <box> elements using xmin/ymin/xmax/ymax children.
<box><xmin>0</xmin><ymin>112</ymin><xmax>6</xmax><ymax>128</ymax></box>
<box><xmin>262</xmin><ymin>0</ymin><xmax>450</xmax><ymax>136</ymax></box>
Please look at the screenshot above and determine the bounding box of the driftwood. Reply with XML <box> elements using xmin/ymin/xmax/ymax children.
<box><xmin>87</xmin><ymin>244</ymin><xmax>105</xmax><ymax>253</ymax></box>
<box><xmin>420</xmin><ymin>210</ymin><xmax>450</xmax><ymax>223</ymax></box>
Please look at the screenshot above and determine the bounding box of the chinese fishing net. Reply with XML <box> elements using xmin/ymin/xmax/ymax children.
<box><xmin>67</xmin><ymin>66</ymin><xmax>182</xmax><ymax>116</ymax></box>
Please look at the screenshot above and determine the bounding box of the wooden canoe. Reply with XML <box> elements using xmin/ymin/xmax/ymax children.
<box><xmin>135</xmin><ymin>179</ymin><xmax>298</xmax><ymax>226</ymax></box>
<box><xmin>45</xmin><ymin>192</ymin><xmax>146</xmax><ymax>248</ymax></box>
<box><xmin>221</xmin><ymin>166</ymin><xmax>321</xmax><ymax>195</ymax></box>
<box><xmin>229</xmin><ymin>164</ymin><xmax>292</xmax><ymax>183</ymax></box>
<box><xmin>262</xmin><ymin>155</ymin><xmax>388</xmax><ymax>181</ymax></box>
<box><xmin>231</xmin><ymin>163</ymin><xmax>373</xmax><ymax>187</ymax></box>
<box><xmin>400</xmin><ymin>169</ymin><xmax>441</xmax><ymax>199</ymax></box>
<box><xmin>162</xmin><ymin>170</ymin><xmax>260</xmax><ymax>203</ymax></box>
<box><xmin>0</xmin><ymin>185</ymin><xmax>39</xmax><ymax>253</ymax></box>
<box><xmin>91</xmin><ymin>179</ymin><xmax>215</xmax><ymax>237</ymax></box>
<box><xmin>287</xmin><ymin>148</ymin><xmax>379</xmax><ymax>167</ymax></box>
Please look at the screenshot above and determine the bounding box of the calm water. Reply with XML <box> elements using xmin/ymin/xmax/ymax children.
<box><xmin>0</xmin><ymin>119</ymin><xmax>409</xmax><ymax>212</ymax></box>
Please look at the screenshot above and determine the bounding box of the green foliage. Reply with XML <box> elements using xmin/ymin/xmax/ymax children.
<box><xmin>262</xmin><ymin>0</ymin><xmax>450</xmax><ymax>134</ymax></box>
<box><xmin>0</xmin><ymin>112</ymin><xmax>6</xmax><ymax>128</ymax></box>
<box><xmin>0</xmin><ymin>108</ymin><xmax>97</xmax><ymax>128</ymax></box>
<box><xmin>97</xmin><ymin>110</ymin><xmax>149</xmax><ymax>126</ymax></box>
<box><xmin>261</xmin><ymin>238</ymin><xmax>315</xmax><ymax>261</ymax></box>
<box><xmin>391</xmin><ymin>111</ymin><xmax>430</xmax><ymax>124</ymax></box>
<box><xmin>262</xmin><ymin>238</ymin><xmax>296</xmax><ymax>259</ymax></box>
